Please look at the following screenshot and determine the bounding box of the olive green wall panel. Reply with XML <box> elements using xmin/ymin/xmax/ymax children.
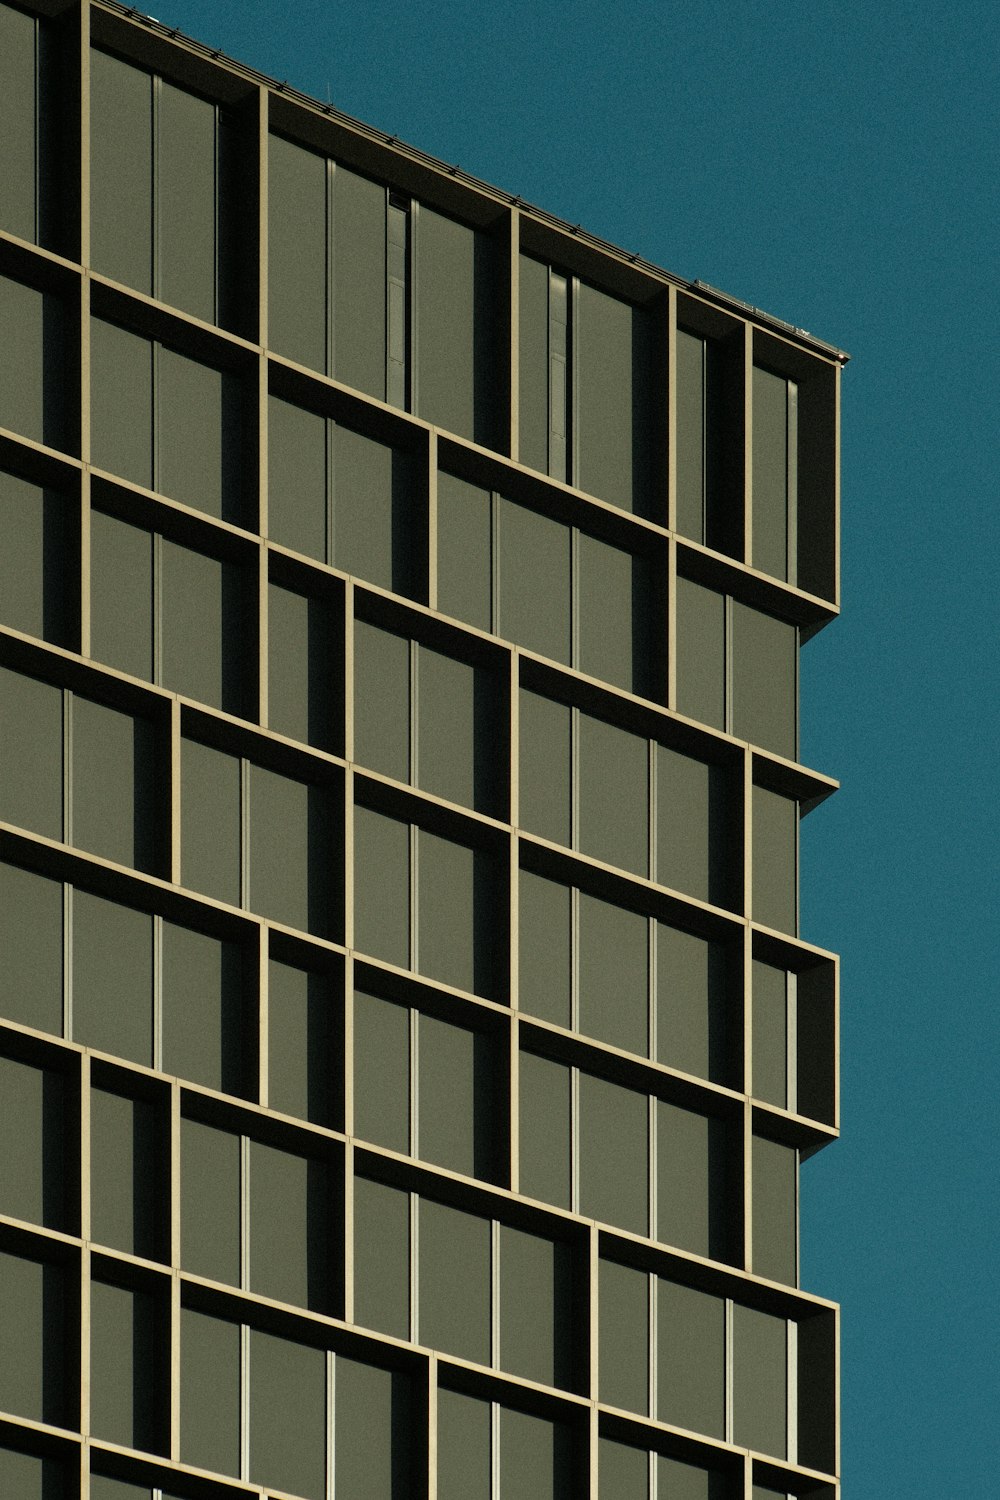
<box><xmin>418</xmin><ymin>1196</ymin><xmax>490</xmax><ymax>1364</ymax></box>
<box><xmin>0</xmin><ymin>3</ymin><xmax>38</xmax><ymax>242</ymax></box>
<box><xmin>437</xmin><ymin>470</ymin><xmax>491</xmax><ymax>632</ymax></box>
<box><xmin>578</xmin><ymin>711</ymin><xmax>648</xmax><ymax>875</ymax></box>
<box><xmin>675</xmin><ymin>576</ymin><xmax>725</xmax><ymax>731</ymax></box>
<box><xmin>181</xmin><ymin>1116</ymin><xmax>240</xmax><ymax>1286</ymax></box>
<box><xmin>598</xmin><ymin>1257</ymin><xmax>648</xmax><ymax>1414</ymax></box>
<box><xmin>579</xmin><ymin>1070</ymin><xmax>648</xmax><ymax>1235</ymax></box>
<box><xmin>0</xmin><ymin>860</ymin><xmax>63</xmax><ymax>1034</ymax></box>
<box><xmin>91</xmin><ymin>1085</ymin><xmax>162</xmax><ymax>1259</ymax></box>
<box><xmin>72</xmin><ymin>889</ymin><xmax>152</xmax><ymax>1065</ymax></box>
<box><xmin>268</xmin><ymin>132</ymin><xmax>327</xmax><ymax>373</ymax></box>
<box><xmin>354</xmin><ymin>1176</ymin><xmax>410</xmax><ymax>1340</ymax></box>
<box><xmin>497</xmin><ymin>497</ymin><xmax>571</xmax><ymax>665</ymax></box>
<box><xmin>732</xmin><ymin>1303</ymin><xmax>787</xmax><ymax>1458</ymax></box>
<box><xmin>675</xmin><ymin>327</ymin><xmax>707</xmax><ymax>544</ymax></box>
<box><xmin>518</xmin><ymin>869</ymin><xmax>571</xmax><ymax>1028</ymax></box>
<box><xmin>0</xmin><ymin>665</ymin><xmax>63</xmax><ymax>840</ymax></box>
<box><xmin>90</xmin><ymin>50</ymin><xmax>152</xmax><ymax>295</ymax></box>
<box><xmin>438</xmin><ymin>1387</ymin><xmax>491</xmax><ymax>1500</ymax></box>
<box><xmin>519</xmin><ymin>1049</ymin><xmax>571</xmax><ymax>1209</ymax></box>
<box><xmin>267</xmin><ymin>394</ymin><xmax>327</xmax><ymax>561</ymax></box>
<box><xmin>269</xmin><ymin>958</ymin><xmax>335</xmax><ymax>1125</ymax></box>
<box><xmin>249</xmin><ymin>1328</ymin><xmax>326</xmax><ymax>1499</ymax></box>
<box><xmin>578</xmin><ymin>892</ymin><xmax>648</xmax><ymax>1056</ymax></box>
<box><xmin>657</xmin><ymin>1277</ymin><xmax>725</xmax><ymax>1438</ymax></box>
<box><xmin>519</xmin><ymin>688</ymin><xmax>571</xmax><ymax>847</ymax></box>
<box><xmin>332</xmin><ymin>163</ymin><xmax>386</xmax><ymax>400</ymax></box>
<box><xmin>179</xmin><ymin>1307</ymin><xmax>240</xmax><ymax>1478</ymax></box>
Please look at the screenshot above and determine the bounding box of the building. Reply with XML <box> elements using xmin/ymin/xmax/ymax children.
<box><xmin>0</xmin><ymin>2</ymin><xmax>844</xmax><ymax>1496</ymax></box>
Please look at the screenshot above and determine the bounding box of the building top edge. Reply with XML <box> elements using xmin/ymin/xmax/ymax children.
<box><xmin>96</xmin><ymin>1</ymin><xmax>850</xmax><ymax>365</ymax></box>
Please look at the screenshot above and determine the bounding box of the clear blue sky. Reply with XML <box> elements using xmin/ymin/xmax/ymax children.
<box><xmin>160</xmin><ymin>1</ymin><xmax>999</xmax><ymax>1491</ymax></box>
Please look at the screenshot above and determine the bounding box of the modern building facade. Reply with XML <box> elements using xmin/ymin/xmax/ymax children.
<box><xmin>0</xmin><ymin>3</ymin><xmax>844</xmax><ymax>1497</ymax></box>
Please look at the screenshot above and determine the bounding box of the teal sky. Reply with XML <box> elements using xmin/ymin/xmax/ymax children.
<box><xmin>158</xmin><ymin>2</ymin><xmax>999</xmax><ymax>1491</ymax></box>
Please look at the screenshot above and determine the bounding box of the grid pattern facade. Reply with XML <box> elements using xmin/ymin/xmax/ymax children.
<box><xmin>0</xmin><ymin>3</ymin><xmax>842</xmax><ymax>1497</ymax></box>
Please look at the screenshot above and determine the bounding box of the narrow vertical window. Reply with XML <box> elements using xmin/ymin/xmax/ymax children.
<box><xmin>386</xmin><ymin>198</ymin><xmax>409</xmax><ymax>409</ymax></box>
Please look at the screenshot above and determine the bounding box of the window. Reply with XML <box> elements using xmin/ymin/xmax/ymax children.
<box><xmin>268</xmin><ymin>138</ymin><xmax>500</xmax><ymax>445</ymax></box>
<box><xmin>519</xmin><ymin>686</ymin><xmax>734</xmax><ymax>904</ymax></box>
<box><xmin>438</xmin><ymin>1388</ymin><xmax>575</xmax><ymax>1500</ymax></box>
<box><xmin>520</xmin><ymin>1050</ymin><xmax>731</xmax><ymax>1255</ymax></box>
<box><xmin>181</xmin><ymin>734</ymin><xmax>337</xmax><ymax>936</ymax></box>
<box><xmin>752</xmin><ymin>1133</ymin><xmax>798</xmax><ymax>1286</ymax></box>
<box><xmin>0</xmin><ymin>2</ymin><xmax>62</xmax><ymax>249</ymax></box>
<box><xmin>675</xmin><ymin>575</ymin><xmax>798</xmax><ymax>760</ymax></box>
<box><xmin>90</xmin><ymin>1272</ymin><xmax>168</xmax><ymax>1453</ymax></box>
<box><xmin>268</xmin><ymin>956</ymin><xmax>340</xmax><ymax>1126</ymax></box>
<box><xmin>355</xmin><ymin>614</ymin><xmax>502</xmax><ymax>815</ymax></box>
<box><xmin>355</xmin><ymin>1176</ymin><xmax>575</xmax><ymax>1388</ymax></box>
<box><xmin>353</xmin><ymin>989</ymin><xmax>498</xmax><ymax>1180</ymax></box>
<box><xmin>354</xmin><ymin>804</ymin><xmax>498</xmax><ymax>998</ymax></box>
<box><xmin>0</xmin><ymin>467</ymin><xmax>74</xmax><ymax>646</ymax></box>
<box><xmin>518</xmin><ymin>866</ymin><xmax>730</xmax><ymax>1081</ymax></box>
<box><xmin>268</xmin><ymin>392</ymin><xmax>420</xmax><ymax>594</ymax></box>
<box><xmin>0</xmin><ymin>1246</ymin><xmax>70</xmax><ymax>1424</ymax></box>
<box><xmin>0</xmin><ymin>665</ymin><xmax>159</xmax><ymax>871</ymax></box>
<box><xmin>438</xmin><ymin>471</ymin><xmax>652</xmax><ymax>695</ymax></box>
<box><xmin>90</xmin><ymin>49</ymin><xmax>240</xmax><ymax>328</ymax></box>
<box><xmin>90</xmin><ymin>317</ymin><xmax>245</xmax><ymax>524</ymax></box>
<box><xmin>180</xmin><ymin>1307</ymin><xmax>412</xmax><ymax>1499</ymax></box>
<box><xmin>519</xmin><ymin>255</ymin><xmax>654</xmax><ymax>516</ymax></box>
<box><xmin>752</xmin><ymin>365</ymin><xmax>797</xmax><ymax>584</ymax></box>
<box><xmin>599</xmin><ymin>1257</ymin><xmax>797</xmax><ymax>1462</ymax></box>
<box><xmin>0</xmin><ymin>271</ymin><xmax>67</xmax><ymax>450</ymax></box>
<box><xmin>90</xmin><ymin>1075</ymin><xmax>167</xmax><ymax>1261</ymax></box>
<box><xmin>91</xmin><ymin>506</ymin><xmax>252</xmax><ymax>714</ymax></box>
<box><xmin>0</xmin><ymin>1051</ymin><xmax>69</xmax><ymax>1230</ymax></box>
<box><xmin>181</xmin><ymin>1110</ymin><xmax>334</xmax><ymax>1311</ymax></box>
<box><xmin>674</xmin><ymin>325</ymin><xmax>743</xmax><ymax>559</ymax></box>
<box><xmin>752</xmin><ymin>784</ymin><xmax>798</xmax><ymax>935</ymax></box>
<box><xmin>598</xmin><ymin>1436</ymin><xmax>726</xmax><ymax>1498</ymax></box>
<box><xmin>268</xmin><ymin>571</ymin><xmax>340</xmax><ymax>749</ymax></box>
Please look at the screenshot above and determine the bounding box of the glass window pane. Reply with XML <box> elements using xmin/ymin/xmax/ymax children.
<box><xmin>499</xmin><ymin>1224</ymin><xmax>567</xmax><ymax>1387</ymax></box>
<box><xmin>518</xmin><ymin>688</ymin><xmax>571</xmax><ymax>847</ymax></box>
<box><xmin>437</xmin><ymin>470</ymin><xmax>491</xmax><ymax>632</ymax></box>
<box><xmin>416</xmin><ymin>207</ymin><xmax>497</xmax><ymax>449</ymax></box>
<box><xmin>598</xmin><ymin>1258</ymin><xmax>647</xmax><ymax>1414</ymax></box>
<box><xmin>0</xmin><ymin>860</ymin><xmax>62</xmax><ymax>1034</ymax></box>
<box><xmin>181</xmin><ymin>1117</ymin><xmax>240</xmax><ymax>1285</ymax></box>
<box><xmin>752</xmin><ymin>1135</ymin><xmax>797</xmax><ymax>1286</ymax></box>
<box><xmin>269</xmin><ymin>581</ymin><xmax>336</xmax><ymax>749</ymax></box>
<box><xmin>657</xmin><ymin>745</ymin><xmax>726</xmax><ymax>905</ymax></box>
<box><xmin>158</xmin><ymin>346</ymin><xmax>238</xmax><ymax>523</ymax></box>
<box><xmin>752</xmin><ymin>786</ymin><xmax>797</xmax><ymax>935</ymax></box>
<box><xmin>657</xmin><ymin>1278</ymin><xmax>724</xmax><ymax>1438</ymax></box>
<box><xmin>578</xmin><ymin>712</ymin><xmax>647</xmax><ymax>875</ymax></box>
<box><xmin>0</xmin><ymin>469</ymin><xmax>72</xmax><ymax>646</ymax></box>
<box><xmin>675</xmin><ymin>577</ymin><xmax>724</xmax><ymax>731</ymax></box>
<box><xmin>499</xmin><ymin>1407</ymin><xmax>570</xmax><ymax>1500</ymax></box>
<box><xmin>268</xmin><ymin>133</ymin><xmax>327</xmax><ymax>373</ymax></box>
<box><xmin>732</xmin><ymin>602</ymin><xmax>797</xmax><ymax>760</ymax></box>
<box><xmin>334</xmin><ymin>1355</ymin><xmax>411</xmax><ymax>1500</ymax></box>
<box><xmin>576</xmin><ymin>280</ymin><xmax>648</xmax><ymax>516</ymax></box>
<box><xmin>657</xmin><ymin>1453</ymin><xmax>720</xmax><ymax>1499</ymax></box>
<box><xmin>353</xmin><ymin>805</ymin><xmax>410</xmax><ymax>967</ymax></box>
<box><xmin>752</xmin><ymin>365</ymin><xmax>790</xmax><ymax>582</ymax></box>
<box><xmin>578</xmin><ymin>893</ymin><xmax>648</xmax><ymax>1056</ymax></box>
<box><xmin>90</xmin><ymin>509</ymin><xmax>154</xmax><ymax>681</ymax></box>
<box><xmin>418</xmin><ymin>1011</ymin><xmax>485</xmax><ymax>1177</ymax></box>
<box><xmin>497</xmin><ymin>497</ymin><xmax>571</xmax><ymax>664</ymax></box>
<box><xmin>353</xmin><ymin>989</ymin><xmax>409</xmax><ymax>1152</ymax></box>
<box><xmin>269</xmin><ymin>959</ymin><xmax>336</xmax><ymax>1125</ymax></box>
<box><xmin>249</xmin><ymin>1328</ymin><xmax>326</xmax><ymax>1500</ymax></box>
<box><xmin>353</xmin><ymin>1176</ymin><xmax>409</xmax><ymax>1340</ymax></box>
<box><xmin>0</xmin><ymin>1446</ymin><xmax>67</xmax><ymax>1500</ymax></box>
<box><xmin>181</xmin><ymin>738</ymin><xmax>240</xmax><ymax>905</ymax></box>
<box><xmin>90</xmin><ymin>1278</ymin><xmax>164</xmax><ymax>1452</ymax></box>
<box><xmin>332</xmin><ymin>422</ymin><xmax>415</xmax><ymax>596</ymax></box>
<box><xmin>72</xmin><ymin>693</ymin><xmax>155</xmax><ymax>871</ymax></box>
<box><xmin>249</xmin><ymin>1138</ymin><xmax>324</xmax><ymax>1310</ymax></box>
<box><xmin>517</xmin><ymin>253</ymin><xmax>549</xmax><ymax>476</ymax></box>
<box><xmin>332</xmin><ymin>161</ymin><xmax>386</xmax><ymax>399</ymax></box>
<box><xmin>577</xmin><ymin>533</ymin><xmax>640</xmax><ymax>693</ymax></box>
<box><xmin>518</xmin><ymin>869</ymin><xmax>571</xmax><ymax>1028</ymax></box>
<box><xmin>656</xmin><ymin>924</ymin><xmax>726</xmax><ymax>1084</ymax></box>
<box><xmin>0</xmin><ymin>1054</ymin><xmax>65</xmax><ymax>1229</ymax></box>
<box><xmin>418</xmin><ymin>1197</ymin><xmax>489</xmax><ymax>1364</ymax></box>
<box><xmin>354</xmin><ymin>619</ymin><xmax>410</xmax><ymax>783</ymax></box>
<box><xmin>0</xmin><ymin>3</ymin><xmax>39</xmax><ymax>242</ymax></box>
<box><xmin>417</xmin><ymin>827</ymin><xmax>487</xmax><ymax>995</ymax></box>
<box><xmin>675</xmin><ymin>328</ymin><xmax>707</xmax><ymax>543</ymax></box>
<box><xmin>158</xmin><ymin>81</ymin><xmax>216</xmax><ymax>322</ymax></box>
<box><xmin>732</xmin><ymin>1303</ymin><xmax>787</xmax><ymax>1458</ymax></box>
<box><xmin>657</xmin><ymin>1100</ymin><xmax>725</xmax><ymax>1260</ymax></box>
<box><xmin>579</xmin><ymin>1070</ymin><xmax>648</xmax><ymax>1235</ymax></box>
<box><xmin>518</xmin><ymin>1050</ymin><xmax>570</xmax><ymax>1209</ymax></box>
<box><xmin>90</xmin><ymin>318</ymin><xmax>153</xmax><ymax>489</ymax></box>
<box><xmin>599</xmin><ymin>1438</ymin><xmax>648</xmax><ymax>1498</ymax></box>
<box><xmin>160</xmin><ymin>538</ymin><xmax>231</xmax><ymax>711</ymax></box>
<box><xmin>247</xmin><ymin>762</ymin><xmax>315</xmax><ymax>931</ymax></box>
<box><xmin>752</xmin><ymin>960</ymin><xmax>787</xmax><ymax>1108</ymax></box>
<box><xmin>180</xmin><ymin>1307</ymin><xmax>240</xmax><ymax>1478</ymax></box>
<box><xmin>162</xmin><ymin>921</ymin><xmax>244</xmax><ymax>1095</ymax></box>
<box><xmin>73</xmin><ymin>889</ymin><xmax>152</xmax><ymax>1065</ymax></box>
<box><xmin>417</xmin><ymin>643</ymin><xmax>489</xmax><ymax>812</ymax></box>
<box><xmin>267</xmin><ymin>394</ymin><xmax>327</xmax><ymax>561</ymax></box>
<box><xmin>0</xmin><ymin>665</ymin><xmax>62</xmax><ymax>839</ymax></box>
<box><xmin>90</xmin><ymin>50</ymin><xmax>151</xmax><ymax>294</ymax></box>
<box><xmin>438</xmin><ymin>1387</ymin><xmax>490</xmax><ymax>1500</ymax></box>
<box><xmin>0</xmin><ymin>1249</ymin><xmax>66</xmax><ymax>1424</ymax></box>
<box><xmin>91</xmin><ymin>1086</ymin><xmax>163</xmax><ymax>1259</ymax></box>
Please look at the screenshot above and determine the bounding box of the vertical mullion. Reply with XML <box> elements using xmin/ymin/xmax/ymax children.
<box><xmin>169</xmin><ymin>697</ymin><xmax>181</xmax><ymax>885</ymax></box>
<box><xmin>152</xmin><ymin>913</ymin><xmax>162</xmax><ymax>1072</ymax></box>
<box><xmin>168</xmin><ymin>1080</ymin><xmax>181</xmax><ymax>1462</ymax></box>
<box><xmin>508</xmin><ymin>209</ymin><xmax>520</xmax><ymax>462</ymax></box>
<box><xmin>427</xmin><ymin>428</ymin><xmax>439</xmax><ymax>611</ymax></box>
<box><xmin>151</xmin><ymin>74</ymin><xmax>161</xmax><ymax>302</ymax></box>
<box><xmin>490</xmin><ymin>1217</ymin><xmax>500</xmax><ymax>1370</ymax></box>
<box><xmin>256</xmin><ymin>85</ymin><xmax>268</xmax><ymax>350</ymax></box>
<box><xmin>786</xmin><ymin>379</ymin><xmax>798</xmax><ymax>588</ymax></box>
<box><xmin>152</xmin><ymin>528</ymin><xmax>163</xmax><ymax>685</ymax></box>
<box><xmin>740</xmin><ymin>323</ymin><xmax>753</xmax><ymax>565</ymax></box>
<box><xmin>240</xmin><ymin>756</ymin><xmax>250</xmax><ymax>910</ymax></box>
<box><xmin>666</xmin><ymin>535</ymin><xmax>678</xmax><ymax>713</ymax></box>
<box><xmin>787</xmin><ymin>970</ymin><xmax>798</xmax><ymax>1115</ymax></box>
<box><xmin>326</xmin><ymin>158</ymin><xmax>335</xmax><ymax>379</ymax></box>
<box><xmin>256</xmin><ymin>920</ymin><xmax>268</xmax><ymax>1107</ymax></box>
<box><xmin>666</xmin><ymin>285</ymin><xmax>678</xmax><ymax>537</ymax></box>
